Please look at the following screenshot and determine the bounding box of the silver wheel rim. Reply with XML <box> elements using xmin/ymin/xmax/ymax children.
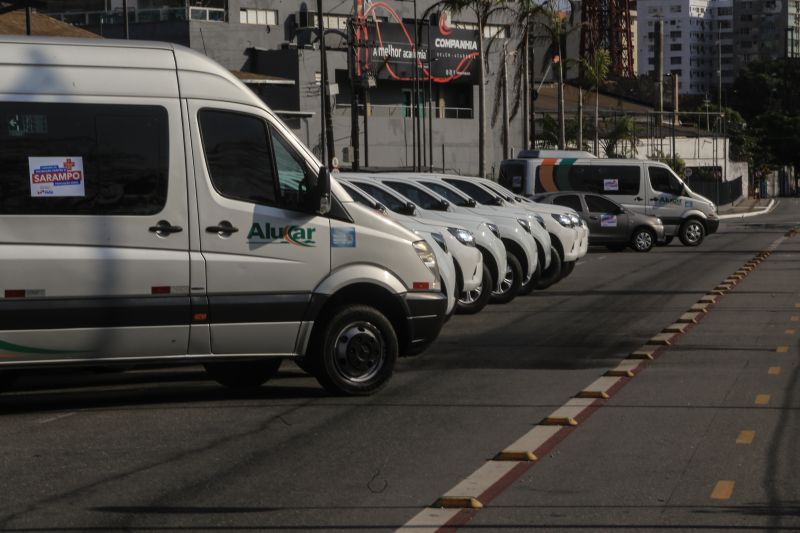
<box><xmin>492</xmin><ymin>265</ymin><xmax>515</xmax><ymax>296</ymax></box>
<box><xmin>332</xmin><ymin>321</ymin><xmax>384</xmax><ymax>383</ymax></box>
<box><xmin>634</xmin><ymin>231</ymin><xmax>652</xmax><ymax>251</ymax></box>
<box><xmin>459</xmin><ymin>283</ymin><xmax>483</xmax><ymax>305</ymax></box>
<box><xmin>685</xmin><ymin>223</ymin><xmax>703</xmax><ymax>244</ymax></box>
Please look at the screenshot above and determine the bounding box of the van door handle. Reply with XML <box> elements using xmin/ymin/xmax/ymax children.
<box><xmin>206</xmin><ymin>221</ymin><xmax>239</xmax><ymax>235</ymax></box>
<box><xmin>634</xmin><ymin>196</ymin><xmax>643</xmax><ymax>201</ymax></box>
<box><xmin>149</xmin><ymin>220</ymin><xmax>183</xmax><ymax>236</ymax></box>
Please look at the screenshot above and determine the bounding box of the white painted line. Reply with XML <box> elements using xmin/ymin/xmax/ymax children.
<box><xmin>397</xmin><ymin>507</ymin><xmax>462</xmax><ymax>532</ymax></box>
<box><xmin>37</xmin><ymin>412</ymin><xmax>76</xmax><ymax>425</ymax></box>
<box><xmin>581</xmin><ymin>375</ymin><xmax>623</xmax><ymax>396</ymax></box>
<box><xmin>439</xmin><ymin>460</ymin><xmax>521</xmax><ymax>504</ymax></box>
<box><xmin>718</xmin><ymin>199</ymin><xmax>777</xmax><ymax>220</ymax></box>
<box><xmin>543</xmin><ymin>397</ymin><xmax>597</xmax><ymax>425</ymax></box>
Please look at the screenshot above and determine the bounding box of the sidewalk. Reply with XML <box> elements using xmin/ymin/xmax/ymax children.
<box><xmin>718</xmin><ymin>198</ymin><xmax>776</xmax><ymax>219</ymax></box>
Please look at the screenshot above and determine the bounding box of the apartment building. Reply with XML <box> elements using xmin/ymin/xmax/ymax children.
<box><xmin>733</xmin><ymin>0</ymin><xmax>800</xmax><ymax>69</ymax></box>
<box><xmin>637</xmin><ymin>0</ymin><xmax>733</xmax><ymax>95</ymax></box>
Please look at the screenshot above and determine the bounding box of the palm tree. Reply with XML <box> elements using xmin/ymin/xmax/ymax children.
<box><xmin>580</xmin><ymin>48</ymin><xmax>611</xmax><ymax>156</ymax></box>
<box><xmin>441</xmin><ymin>0</ymin><xmax>507</xmax><ymax>177</ymax></box>
<box><xmin>503</xmin><ymin>0</ymin><xmax>580</xmax><ymax>150</ymax></box>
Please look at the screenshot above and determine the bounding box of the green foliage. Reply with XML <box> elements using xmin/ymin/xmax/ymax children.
<box><xmin>601</xmin><ymin>116</ymin><xmax>636</xmax><ymax>158</ymax></box>
<box><xmin>649</xmin><ymin>150</ymin><xmax>686</xmax><ymax>177</ymax></box>
<box><xmin>730</xmin><ymin>59</ymin><xmax>800</xmax><ymax>169</ymax></box>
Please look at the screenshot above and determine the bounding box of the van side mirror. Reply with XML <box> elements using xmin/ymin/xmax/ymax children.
<box><xmin>316</xmin><ymin>166</ymin><xmax>331</xmax><ymax>215</ymax></box>
<box><xmin>466</xmin><ymin>198</ymin><xmax>477</xmax><ymax>208</ymax></box>
<box><xmin>400</xmin><ymin>202</ymin><xmax>417</xmax><ymax>216</ymax></box>
<box><xmin>439</xmin><ymin>199</ymin><xmax>450</xmax><ymax>211</ymax></box>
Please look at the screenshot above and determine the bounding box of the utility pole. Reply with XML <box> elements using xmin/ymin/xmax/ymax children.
<box><xmin>122</xmin><ymin>0</ymin><xmax>129</xmax><ymax>39</ymax></box>
<box><xmin>316</xmin><ymin>0</ymin><xmax>335</xmax><ymax>167</ymax></box>
<box><xmin>522</xmin><ymin>24</ymin><xmax>530</xmax><ymax>149</ymax></box>
<box><xmin>502</xmin><ymin>42</ymin><xmax>510</xmax><ymax>159</ymax></box>
<box><xmin>25</xmin><ymin>4</ymin><xmax>31</xmax><ymax>35</ymax></box>
<box><xmin>348</xmin><ymin>17</ymin><xmax>360</xmax><ymax>170</ymax></box>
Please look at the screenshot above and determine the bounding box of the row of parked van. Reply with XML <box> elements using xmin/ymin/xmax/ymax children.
<box><xmin>0</xmin><ymin>37</ymin><xmax>591</xmax><ymax>398</ymax></box>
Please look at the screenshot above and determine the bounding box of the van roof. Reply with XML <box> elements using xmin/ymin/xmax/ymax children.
<box><xmin>515</xmin><ymin>150</ymin><xmax>597</xmax><ymax>159</ymax></box>
<box><xmin>0</xmin><ymin>36</ymin><xmax>265</xmax><ymax>108</ymax></box>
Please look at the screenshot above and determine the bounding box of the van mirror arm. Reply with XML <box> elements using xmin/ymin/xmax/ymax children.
<box><xmin>316</xmin><ymin>166</ymin><xmax>331</xmax><ymax>215</ymax></box>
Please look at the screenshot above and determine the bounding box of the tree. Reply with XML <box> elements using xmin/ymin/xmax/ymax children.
<box><xmin>579</xmin><ymin>48</ymin><xmax>610</xmax><ymax>156</ymax></box>
<box><xmin>441</xmin><ymin>0</ymin><xmax>507</xmax><ymax>177</ymax></box>
<box><xmin>600</xmin><ymin>115</ymin><xmax>636</xmax><ymax>158</ymax></box>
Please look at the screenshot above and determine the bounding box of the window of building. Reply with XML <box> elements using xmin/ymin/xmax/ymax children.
<box><xmin>0</xmin><ymin>102</ymin><xmax>168</xmax><ymax>215</ymax></box>
<box><xmin>670</xmin><ymin>43</ymin><xmax>682</xmax><ymax>51</ymax></box>
<box><xmin>240</xmin><ymin>8</ymin><xmax>277</xmax><ymax>25</ymax></box>
<box><xmin>670</xmin><ymin>56</ymin><xmax>682</xmax><ymax>64</ymax></box>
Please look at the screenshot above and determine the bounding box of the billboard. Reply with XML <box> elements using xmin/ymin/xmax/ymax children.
<box><xmin>354</xmin><ymin>3</ymin><xmax>480</xmax><ymax>84</ymax></box>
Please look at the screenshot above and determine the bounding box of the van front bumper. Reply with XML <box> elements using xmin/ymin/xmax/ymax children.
<box><xmin>402</xmin><ymin>292</ymin><xmax>448</xmax><ymax>356</ymax></box>
<box><xmin>706</xmin><ymin>216</ymin><xmax>720</xmax><ymax>235</ymax></box>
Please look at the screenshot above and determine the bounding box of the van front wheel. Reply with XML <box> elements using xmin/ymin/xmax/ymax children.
<box><xmin>679</xmin><ymin>219</ymin><xmax>706</xmax><ymax>247</ymax></box>
<box><xmin>313</xmin><ymin>305</ymin><xmax>398</xmax><ymax>396</ymax></box>
<box><xmin>204</xmin><ymin>359</ymin><xmax>282</xmax><ymax>389</ymax></box>
<box><xmin>490</xmin><ymin>254</ymin><xmax>523</xmax><ymax>304</ymax></box>
<box><xmin>457</xmin><ymin>264</ymin><xmax>492</xmax><ymax>314</ymax></box>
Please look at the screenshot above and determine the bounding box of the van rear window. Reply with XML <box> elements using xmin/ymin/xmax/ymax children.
<box><xmin>0</xmin><ymin>102</ymin><xmax>168</xmax><ymax>215</ymax></box>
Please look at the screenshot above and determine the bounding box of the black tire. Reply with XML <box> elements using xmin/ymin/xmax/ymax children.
<box><xmin>679</xmin><ymin>219</ymin><xmax>706</xmax><ymax>247</ymax></box>
<box><xmin>519</xmin><ymin>258</ymin><xmax>542</xmax><ymax>295</ymax></box>
<box><xmin>630</xmin><ymin>227</ymin><xmax>656</xmax><ymax>252</ymax></box>
<box><xmin>204</xmin><ymin>359</ymin><xmax>282</xmax><ymax>389</ymax></box>
<box><xmin>560</xmin><ymin>260</ymin><xmax>576</xmax><ymax>279</ymax></box>
<box><xmin>656</xmin><ymin>236</ymin><xmax>674</xmax><ymax>246</ymax></box>
<box><xmin>606</xmin><ymin>244</ymin><xmax>627</xmax><ymax>252</ymax></box>
<box><xmin>490</xmin><ymin>253</ymin><xmax>523</xmax><ymax>304</ymax></box>
<box><xmin>457</xmin><ymin>264</ymin><xmax>492</xmax><ymax>314</ymax></box>
<box><xmin>536</xmin><ymin>246</ymin><xmax>563</xmax><ymax>290</ymax></box>
<box><xmin>310</xmin><ymin>305</ymin><xmax>398</xmax><ymax>396</ymax></box>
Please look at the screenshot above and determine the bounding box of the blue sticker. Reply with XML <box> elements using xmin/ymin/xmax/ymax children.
<box><xmin>685</xmin><ymin>200</ymin><xmax>694</xmax><ymax>208</ymax></box>
<box><xmin>331</xmin><ymin>227</ymin><xmax>356</xmax><ymax>248</ymax></box>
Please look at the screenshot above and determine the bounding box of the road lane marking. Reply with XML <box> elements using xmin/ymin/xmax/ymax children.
<box><xmin>776</xmin><ymin>346</ymin><xmax>789</xmax><ymax>353</ymax></box>
<box><xmin>37</xmin><ymin>412</ymin><xmax>76</xmax><ymax>425</ymax></box>
<box><xmin>755</xmin><ymin>394</ymin><xmax>771</xmax><ymax>405</ymax></box>
<box><xmin>736</xmin><ymin>431</ymin><xmax>755</xmax><ymax>444</ymax></box>
<box><xmin>711</xmin><ymin>481</ymin><xmax>736</xmax><ymax>500</ymax></box>
<box><xmin>769</xmin><ymin>366</ymin><xmax>782</xmax><ymax>375</ymax></box>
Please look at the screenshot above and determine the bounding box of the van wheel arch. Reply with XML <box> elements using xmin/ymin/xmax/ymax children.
<box><xmin>548</xmin><ymin>233</ymin><xmax>565</xmax><ymax>262</ymax></box>
<box><xmin>308</xmin><ymin>283</ymin><xmax>409</xmax><ymax>358</ymax></box>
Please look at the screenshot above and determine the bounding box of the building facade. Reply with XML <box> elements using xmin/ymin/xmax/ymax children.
<box><xmin>43</xmin><ymin>0</ymin><xmax>581</xmax><ymax>177</ymax></box>
<box><xmin>637</xmin><ymin>0</ymin><xmax>733</xmax><ymax>96</ymax></box>
<box><xmin>733</xmin><ymin>0</ymin><xmax>800</xmax><ymax>69</ymax></box>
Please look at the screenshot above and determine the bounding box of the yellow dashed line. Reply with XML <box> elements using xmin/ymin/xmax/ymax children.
<box><xmin>736</xmin><ymin>431</ymin><xmax>755</xmax><ymax>444</ymax></box>
<box><xmin>791</xmin><ymin>316</ymin><xmax>800</xmax><ymax>322</ymax></box>
<box><xmin>711</xmin><ymin>481</ymin><xmax>735</xmax><ymax>500</ymax></box>
<box><xmin>769</xmin><ymin>366</ymin><xmax>782</xmax><ymax>375</ymax></box>
<box><xmin>755</xmin><ymin>394</ymin><xmax>771</xmax><ymax>406</ymax></box>
<box><xmin>776</xmin><ymin>346</ymin><xmax>789</xmax><ymax>353</ymax></box>
<box><xmin>796</xmin><ymin>304</ymin><xmax>800</xmax><ymax>309</ymax></box>
<box><xmin>785</xmin><ymin>329</ymin><xmax>797</xmax><ymax>335</ymax></box>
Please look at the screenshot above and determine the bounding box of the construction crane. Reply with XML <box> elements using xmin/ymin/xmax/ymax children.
<box><xmin>580</xmin><ymin>0</ymin><xmax>635</xmax><ymax>78</ymax></box>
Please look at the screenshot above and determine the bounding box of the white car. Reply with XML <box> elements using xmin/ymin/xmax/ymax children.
<box><xmin>341</xmin><ymin>175</ymin><xmax>507</xmax><ymax>312</ymax></box>
<box><xmin>441</xmin><ymin>175</ymin><xmax>588</xmax><ymax>287</ymax></box>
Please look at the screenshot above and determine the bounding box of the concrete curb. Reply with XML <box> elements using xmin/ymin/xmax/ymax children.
<box><xmin>718</xmin><ymin>199</ymin><xmax>777</xmax><ymax>220</ymax></box>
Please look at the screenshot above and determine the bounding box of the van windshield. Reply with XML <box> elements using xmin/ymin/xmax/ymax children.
<box><xmin>349</xmin><ymin>182</ymin><xmax>407</xmax><ymax>213</ymax></box>
<box><xmin>443</xmin><ymin>178</ymin><xmax>497</xmax><ymax>205</ymax></box>
<box><xmin>420</xmin><ymin>181</ymin><xmax>471</xmax><ymax>207</ymax></box>
<box><xmin>649</xmin><ymin>166</ymin><xmax>685</xmax><ymax>196</ymax></box>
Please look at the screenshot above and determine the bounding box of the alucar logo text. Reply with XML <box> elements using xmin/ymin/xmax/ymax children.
<box><xmin>247</xmin><ymin>222</ymin><xmax>316</xmax><ymax>247</ymax></box>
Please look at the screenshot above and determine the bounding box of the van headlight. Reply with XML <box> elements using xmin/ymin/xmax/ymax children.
<box><xmin>413</xmin><ymin>240</ymin><xmax>439</xmax><ymax>280</ymax></box>
<box><xmin>567</xmin><ymin>214</ymin><xmax>581</xmax><ymax>226</ymax></box>
<box><xmin>431</xmin><ymin>232</ymin><xmax>448</xmax><ymax>253</ymax></box>
<box><xmin>517</xmin><ymin>218</ymin><xmax>532</xmax><ymax>233</ymax></box>
<box><xmin>534</xmin><ymin>214</ymin><xmax>546</xmax><ymax>228</ymax></box>
<box><xmin>448</xmin><ymin>227</ymin><xmax>475</xmax><ymax>247</ymax></box>
<box><xmin>485</xmin><ymin>222</ymin><xmax>500</xmax><ymax>238</ymax></box>
<box><xmin>551</xmin><ymin>213</ymin><xmax>574</xmax><ymax>227</ymax></box>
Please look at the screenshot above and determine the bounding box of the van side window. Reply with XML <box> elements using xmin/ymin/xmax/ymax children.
<box><xmin>384</xmin><ymin>181</ymin><xmax>441</xmax><ymax>210</ymax></box>
<box><xmin>350</xmin><ymin>182</ymin><xmax>406</xmax><ymax>212</ymax></box>
<box><xmin>590</xmin><ymin>166</ymin><xmax>640</xmax><ymax>195</ymax></box>
<box><xmin>553</xmin><ymin>195</ymin><xmax>583</xmax><ymax>212</ymax></box>
<box><xmin>269</xmin><ymin>126</ymin><xmax>316</xmax><ymax>212</ymax></box>
<box><xmin>0</xmin><ymin>102</ymin><xmax>168</xmax><ymax>215</ymax></box>
<box><xmin>649</xmin><ymin>166</ymin><xmax>684</xmax><ymax>196</ymax></box>
<box><xmin>199</xmin><ymin>110</ymin><xmax>278</xmax><ymax>205</ymax></box>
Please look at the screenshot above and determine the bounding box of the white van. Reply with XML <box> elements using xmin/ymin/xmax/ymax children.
<box><xmin>499</xmin><ymin>156</ymin><xmax>720</xmax><ymax>246</ymax></box>
<box><xmin>0</xmin><ymin>36</ymin><xmax>448</xmax><ymax>396</ymax></box>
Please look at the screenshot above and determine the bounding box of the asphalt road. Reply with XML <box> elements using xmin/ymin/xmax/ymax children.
<box><xmin>1</xmin><ymin>200</ymin><xmax>798</xmax><ymax>532</ymax></box>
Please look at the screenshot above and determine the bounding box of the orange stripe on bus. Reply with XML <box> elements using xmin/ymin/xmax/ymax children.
<box><xmin>540</xmin><ymin>158</ymin><xmax>558</xmax><ymax>192</ymax></box>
